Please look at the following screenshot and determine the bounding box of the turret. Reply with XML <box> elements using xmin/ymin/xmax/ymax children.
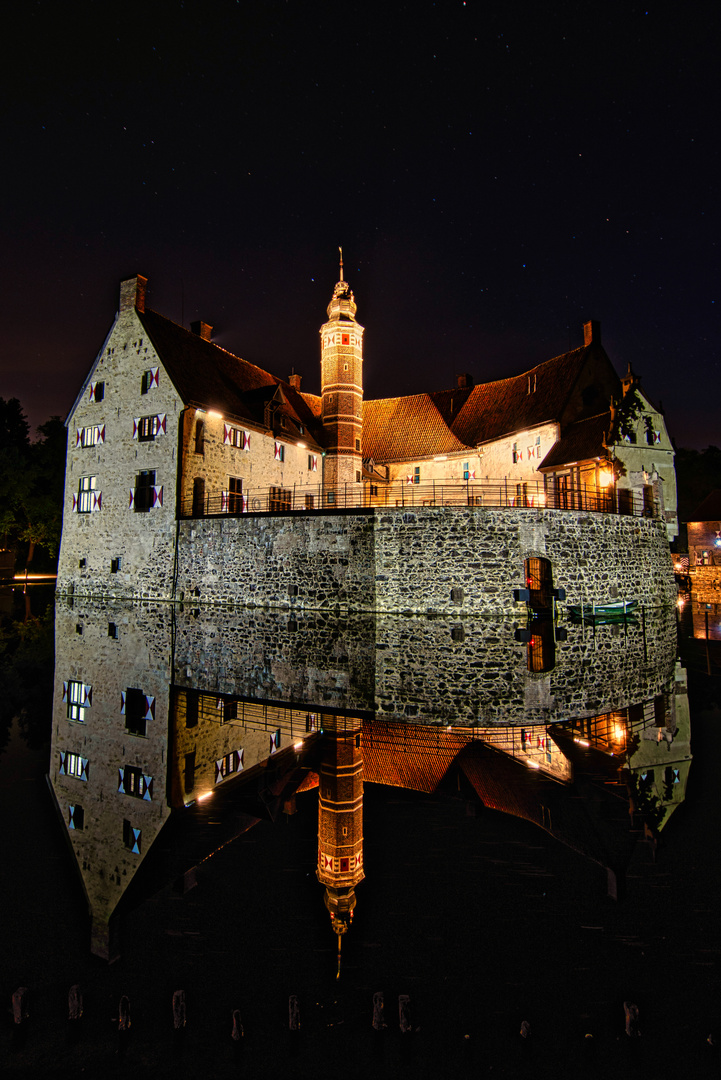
<box><xmin>320</xmin><ymin>250</ymin><xmax>364</xmax><ymax>496</ymax></box>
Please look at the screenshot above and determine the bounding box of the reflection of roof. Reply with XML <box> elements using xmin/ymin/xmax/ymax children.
<box><xmin>689</xmin><ymin>489</ymin><xmax>721</xmax><ymax>523</ymax></box>
<box><xmin>138</xmin><ymin>309</ymin><xmax>325</xmax><ymax>444</ymax></box>
<box><xmin>362</xmin><ymin>394</ymin><xmax>468</xmax><ymax>463</ymax></box>
<box><xmin>539</xmin><ymin>412</ymin><xmax>610</xmax><ymax>470</ymax></box>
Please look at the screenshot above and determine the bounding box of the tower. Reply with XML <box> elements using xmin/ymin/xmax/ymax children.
<box><xmin>316</xmin><ymin>716</ymin><xmax>364</xmax><ymax>975</ymax></box>
<box><xmin>320</xmin><ymin>250</ymin><xmax>364</xmax><ymax>496</ymax></box>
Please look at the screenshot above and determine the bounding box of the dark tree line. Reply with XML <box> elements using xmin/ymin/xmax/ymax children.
<box><xmin>0</xmin><ymin>397</ymin><xmax>67</xmax><ymax>572</ymax></box>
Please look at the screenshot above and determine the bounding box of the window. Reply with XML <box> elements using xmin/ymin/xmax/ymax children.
<box><xmin>68</xmin><ymin>804</ymin><xmax>84</xmax><ymax>830</ymax></box>
<box><xmin>224</xmin><ymin>425</ymin><xmax>250</xmax><ymax>450</ymax></box>
<box><xmin>118</xmin><ymin>766</ymin><xmax>153</xmax><ymax>800</ymax></box>
<box><xmin>463</xmin><ymin>461</ymin><xmax>470</xmax><ymax>480</ymax></box>
<box><xmin>512</xmin><ymin>443</ymin><xmax>521</xmax><ymax>464</ymax></box>
<box><xmin>195</xmin><ymin>419</ymin><xmax>205</xmax><ymax>453</ymax></box>
<box><xmin>308</xmin><ymin>454</ymin><xmax>318</xmax><ymax>471</ymax></box>
<box><xmin>76</xmin><ymin>424</ymin><xmax>105</xmax><ymax>448</ymax></box>
<box><xmin>223</xmin><ymin>699</ymin><xmax>238</xmax><ymax>723</ymax></box>
<box><xmin>192</xmin><ymin>477</ymin><xmax>205</xmax><ymax>517</ymax></box>
<box><xmin>342</xmin><ymin>333</ymin><xmax>350</xmax><ymax>345</ymax></box>
<box><xmin>269</xmin><ymin>486</ymin><xmax>291</xmax><ymax>511</ymax></box>
<box><xmin>141</xmin><ymin>368</ymin><xmax>159</xmax><ymax>394</ymax></box>
<box><xmin>623</xmin><ymin>431</ymin><xmax>637</xmax><ymax>444</ymax></box>
<box><xmin>327</xmin><ymin>491</ymin><xmax>335</xmax><ymax>505</ymax></box>
<box><xmin>76</xmin><ymin>475</ymin><xmax>98</xmax><ymax>513</ymax></box>
<box><xmin>305</xmin><ymin>494</ymin><xmax>315</xmax><ymax>509</ymax></box>
<box><xmin>60</xmin><ymin>752</ymin><xmax>89</xmax><ymax>781</ymax></box>
<box><xmin>78</xmin><ymin>558</ymin><xmax>86</xmax><ymax>568</ymax></box>
<box><xmin>132</xmin><ymin>470</ymin><xmax>156</xmax><ymax>512</ymax></box>
<box><xmin>123</xmin><ymin>820</ymin><xmax>141</xmax><ymax>854</ymax></box>
<box><xmin>370</xmin><ymin>484</ymin><xmax>378</xmax><ymax>497</ymax></box>
<box><xmin>137</xmin><ymin>415</ymin><xmax>159</xmax><ymax>441</ymax></box>
<box><xmin>65</xmin><ymin>680</ymin><xmax>91</xmax><ymax>722</ymax></box>
<box><xmin>228</xmin><ymin>476</ymin><xmax>243</xmax><ymax>514</ymax></box>
<box><xmin>89</xmin><ymin>380</ymin><xmax>104</xmax><ymax>403</ymax></box>
<box><xmin>108</xmin><ymin>622</ymin><xmax>118</xmax><ymax>639</ymax></box>
<box><xmin>111</xmin><ymin>556</ymin><xmax>121</xmax><ymax>573</ymax></box>
<box><xmin>274</xmin><ymin>441</ymin><xmax>285</xmax><ymax>462</ymax></box>
<box><xmin>215</xmin><ymin>749</ymin><xmax>244</xmax><ymax>784</ymax></box>
<box><xmin>355</xmin><ymin>438</ymin><xmax>361</xmax><ymax>452</ymax></box>
<box><xmin>646</xmin><ymin>429</ymin><xmax>662</xmax><ymax>445</ymax></box>
<box><xmin>413</xmin><ymin>467</ymin><xmax>420</xmax><ymax>485</ymax></box>
<box><xmin>122</xmin><ymin>687</ymin><xmax>153</xmax><ymax>737</ymax></box>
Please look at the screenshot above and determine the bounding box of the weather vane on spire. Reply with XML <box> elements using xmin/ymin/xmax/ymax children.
<box><xmin>339</xmin><ymin>246</ymin><xmax>344</xmax><ymax>282</ymax></box>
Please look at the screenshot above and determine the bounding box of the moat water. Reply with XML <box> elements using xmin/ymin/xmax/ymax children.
<box><xmin>2</xmin><ymin>589</ymin><xmax>721</xmax><ymax>1079</ymax></box>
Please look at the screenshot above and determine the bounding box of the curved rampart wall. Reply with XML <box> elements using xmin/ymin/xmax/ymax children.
<box><xmin>176</xmin><ymin>507</ymin><xmax>675</xmax><ymax>615</ymax></box>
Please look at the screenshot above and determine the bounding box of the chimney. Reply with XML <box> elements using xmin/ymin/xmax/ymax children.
<box><xmin>190</xmin><ymin>320</ymin><xmax>213</xmax><ymax>341</ymax></box>
<box><xmin>583</xmin><ymin>319</ymin><xmax>601</xmax><ymax>347</ymax></box>
<box><xmin>288</xmin><ymin>372</ymin><xmax>302</xmax><ymax>391</ymax></box>
<box><xmin>119</xmin><ymin>275</ymin><xmax>147</xmax><ymax>314</ymax></box>
<box><xmin>456</xmin><ymin>373</ymin><xmax>474</xmax><ymax>389</ymax></box>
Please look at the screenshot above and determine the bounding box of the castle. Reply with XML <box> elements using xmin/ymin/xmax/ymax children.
<box><xmin>56</xmin><ymin>264</ymin><xmax>677</xmax><ymax>609</ymax></box>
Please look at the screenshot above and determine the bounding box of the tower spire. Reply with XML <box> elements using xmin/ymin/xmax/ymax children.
<box><xmin>339</xmin><ymin>246</ymin><xmax>344</xmax><ymax>282</ymax></box>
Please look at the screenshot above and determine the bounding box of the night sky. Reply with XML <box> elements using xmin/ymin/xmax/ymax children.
<box><xmin>2</xmin><ymin>1</ymin><xmax>718</xmax><ymax>448</ymax></box>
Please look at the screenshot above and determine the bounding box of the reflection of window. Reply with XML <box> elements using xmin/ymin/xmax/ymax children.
<box><xmin>123</xmin><ymin>687</ymin><xmax>152</xmax><ymax>737</ymax></box>
<box><xmin>118</xmin><ymin>766</ymin><xmax>153</xmax><ymax>800</ymax></box>
<box><xmin>60</xmin><ymin>752</ymin><xmax>89</xmax><ymax>781</ymax></box>
<box><xmin>66</xmin><ymin>680</ymin><xmax>91</xmax><ymax>722</ymax></box>
<box><xmin>123</xmin><ymin>820</ymin><xmax>141</xmax><ymax>853</ymax></box>
<box><xmin>215</xmin><ymin>749</ymin><xmax>244</xmax><ymax>784</ymax></box>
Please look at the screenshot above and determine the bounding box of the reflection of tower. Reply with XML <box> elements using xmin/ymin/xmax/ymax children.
<box><xmin>320</xmin><ymin>249</ymin><xmax>364</xmax><ymax>493</ymax></box>
<box><xmin>317</xmin><ymin>717</ymin><xmax>364</xmax><ymax>969</ymax></box>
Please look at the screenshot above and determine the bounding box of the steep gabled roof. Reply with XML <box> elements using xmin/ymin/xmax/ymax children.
<box><xmin>688</xmin><ymin>489</ymin><xmax>721</xmax><ymax>523</ymax></box>
<box><xmin>441</xmin><ymin>343</ymin><xmax>614</xmax><ymax>447</ymax></box>
<box><xmin>362</xmin><ymin>393</ymin><xmax>468</xmax><ymax>463</ymax></box>
<box><xmin>539</xmin><ymin>412</ymin><xmax>611</xmax><ymax>471</ymax></box>
<box><xmin>137</xmin><ymin>308</ymin><xmax>325</xmax><ymax>446</ymax></box>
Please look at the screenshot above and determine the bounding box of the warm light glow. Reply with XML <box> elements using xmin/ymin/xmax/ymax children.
<box><xmin>613</xmin><ymin>723</ymin><xmax>625</xmax><ymax>742</ymax></box>
<box><xmin>525</xmin><ymin>759</ymin><xmax>541</xmax><ymax>769</ymax></box>
<box><xmin>574</xmin><ymin>737</ymin><xmax>590</xmax><ymax>747</ymax></box>
<box><xmin>296</xmin><ymin>441</ymin><xmax>307</xmax><ymax>448</ymax></box>
<box><xmin>13</xmin><ymin>573</ymin><xmax>58</xmax><ymax>580</ymax></box>
<box><xmin>294</xmin><ymin>741</ymin><xmax>303</xmax><ymax>750</ymax></box>
<box><xmin>677</xmin><ymin>597</ymin><xmax>685</xmax><ymax>609</ymax></box>
<box><xmin>433</xmin><ymin>455</ymin><xmax>448</xmax><ymax>461</ymax></box>
<box><xmin>197</xmin><ymin>791</ymin><xmax>213</xmax><ymax>802</ymax></box>
<box><xmin>208</xmin><ymin>410</ymin><xmax>223</xmax><ymax>419</ymax></box>
<box><xmin>598</xmin><ymin>469</ymin><xmax>614</xmax><ymax>487</ymax></box>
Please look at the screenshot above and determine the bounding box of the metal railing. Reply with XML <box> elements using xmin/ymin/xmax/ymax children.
<box><xmin>179</xmin><ymin>479</ymin><xmax>658</xmax><ymax>520</ymax></box>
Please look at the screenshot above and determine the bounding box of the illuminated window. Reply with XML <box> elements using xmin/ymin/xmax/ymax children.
<box><xmin>76</xmin><ymin>475</ymin><xmax>97</xmax><ymax>513</ymax></box>
<box><xmin>342</xmin><ymin>333</ymin><xmax>350</xmax><ymax>345</ymax></box>
<box><xmin>225</xmin><ymin>426</ymin><xmax>250</xmax><ymax>450</ymax></box>
<box><xmin>60</xmin><ymin>752</ymin><xmax>89</xmax><ymax>781</ymax></box>
<box><xmin>77</xmin><ymin>424</ymin><xmax>105</xmax><ymax>448</ymax></box>
<box><xmin>137</xmin><ymin>414</ymin><xmax>160</xmax><ymax>441</ymax></box>
<box><xmin>215</xmin><ymin>749</ymin><xmax>244</xmax><ymax>784</ymax></box>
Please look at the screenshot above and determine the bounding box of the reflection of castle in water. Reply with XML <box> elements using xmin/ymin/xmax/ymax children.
<box><xmin>49</xmin><ymin>598</ymin><xmax>690</xmax><ymax>959</ymax></box>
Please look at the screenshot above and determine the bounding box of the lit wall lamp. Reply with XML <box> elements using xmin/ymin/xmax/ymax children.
<box><xmin>598</xmin><ymin>469</ymin><xmax>615</xmax><ymax>487</ymax></box>
<box><xmin>208</xmin><ymin>410</ymin><xmax>223</xmax><ymax>420</ymax></box>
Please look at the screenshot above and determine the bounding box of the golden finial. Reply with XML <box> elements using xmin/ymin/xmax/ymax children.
<box><xmin>339</xmin><ymin>246</ymin><xmax>344</xmax><ymax>282</ymax></box>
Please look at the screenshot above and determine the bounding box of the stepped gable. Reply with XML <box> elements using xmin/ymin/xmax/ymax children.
<box><xmin>137</xmin><ymin>308</ymin><xmax>324</xmax><ymax>441</ymax></box>
<box><xmin>362</xmin><ymin>392</ymin><xmax>468</xmax><ymax>463</ymax></box>
<box><xmin>445</xmin><ymin>342</ymin><xmax>618</xmax><ymax>447</ymax></box>
<box><xmin>539</xmin><ymin>412</ymin><xmax>611</xmax><ymax>470</ymax></box>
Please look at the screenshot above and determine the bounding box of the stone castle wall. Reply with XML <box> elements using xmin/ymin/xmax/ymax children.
<box><xmin>175</xmin><ymin>506</ymin><xmax>675</xmax><ymax>615</ymax></box>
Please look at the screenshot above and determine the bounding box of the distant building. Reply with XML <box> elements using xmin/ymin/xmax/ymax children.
<box><xmin>56</xmin><ymin>268</ymin><xmax>677</xmax><ymax>600</ymax></box>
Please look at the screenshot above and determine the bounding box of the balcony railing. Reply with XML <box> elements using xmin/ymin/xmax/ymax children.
<box><xmin>179</xmin><ymin>479</ymin><xmax>658</xmax><ymax>520</ymax></box>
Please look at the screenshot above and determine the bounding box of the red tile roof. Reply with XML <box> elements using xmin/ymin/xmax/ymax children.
<box><xmin>362</xmin><ymin>394</ymin><xmax>468</xmax><ymax>463</ymax></box>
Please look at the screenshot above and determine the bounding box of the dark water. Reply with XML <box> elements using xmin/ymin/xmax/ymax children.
<box><xmin>2</xmin><ymin>597</ymin><xmax>721</xmax><ymax>1079</ymax></box>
